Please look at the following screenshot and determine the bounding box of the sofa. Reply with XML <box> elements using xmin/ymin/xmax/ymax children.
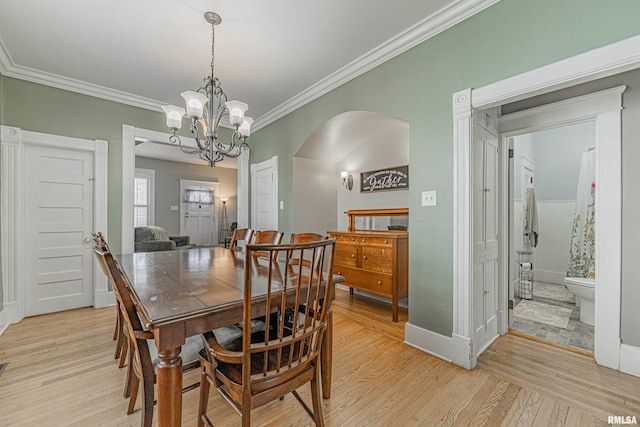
<box><xmin>134</xmin><ymin>226</ymin><xmax>194</xmax><ymax>252</ymax></box>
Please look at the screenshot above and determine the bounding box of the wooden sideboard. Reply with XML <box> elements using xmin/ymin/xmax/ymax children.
<box><xmin>327</xmin><ymin>230</ymin><xmax>408</xmax><ymax>321</ymax></box>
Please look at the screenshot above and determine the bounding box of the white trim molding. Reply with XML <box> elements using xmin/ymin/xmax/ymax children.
<box><xmin>451</xmin><ymin>89</ymin><xmax>475</xmax><ymax>369</ymax></box>
<box><xmin>445</xmin><ymin>34</ymin><xmax>640</xmax><ymax>371</ymax></box>
<box><xmin>252</xmin><ymin>0</ymin><xmax>499</xmax><ymax>131</ymax></box>
<box><xmin>620</xmin><ymin>344</ymin><xmax>640</xmax><ymax>378</ymax></box>
<box><xmin>0</xmin><ymin>126</ymin><xmax>111</xmax><ymax>330</ymax></box>
<box><xmin>405</xmin><ymin>323</ymin><xmax>453</xmax><ymax>363</ymax></box>
<box><xmin>0</xmin><ymin>1</ymin><xmax>498</xmax><ymax>132</ymax></box>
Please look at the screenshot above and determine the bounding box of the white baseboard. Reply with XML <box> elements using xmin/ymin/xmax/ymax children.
<box><xmin>404</xmin><ymin>322</ymin><xmax>452</xmax><ymax>363</ymax></box>
<box><xmin>94</xmin><ymin>289</ymin><xmax>116</xmax><ymax>308</ymax></box>
<box><xmin>620</xmin><ymin>344</ymin><xmax>640</xmax><ymax>378</ymax></box>
<box><xmin>336</xmin><ymin>284</ymin><xmax>408</xmax><ymax>308</ymax></box>
<box><xmin>0</xmin><ymin>301</ymin><xmax>21</xmax><ymax>336</ymax></box>
<box><xmin>595</xmin><ymin>331</ymin><xmax>621</xmax><ymax>370</ymax></box>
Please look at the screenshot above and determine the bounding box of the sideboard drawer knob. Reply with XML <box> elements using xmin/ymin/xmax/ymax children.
<box><xmin>377</xmin><ymin>281</ymin><xmax>382</xmax><ymax>285</ymax></box>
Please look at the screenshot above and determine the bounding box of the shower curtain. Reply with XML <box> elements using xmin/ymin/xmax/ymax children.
<box><xmin>567</xmin><ymin>149</ymin><xmax>595</xmax><ymax>278</ymax></box>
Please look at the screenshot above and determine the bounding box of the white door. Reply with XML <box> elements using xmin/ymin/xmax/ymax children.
<box><xmin>251</xmin><ymin>156</ymin><xmax>278</xmax><ymax>231</ymax></box>
<box><xmin>472</xmin><ymin>119</ymin><xmax>499</xmax><ymax>355</ymax></box>
<box><xmin>23</xmin><ymin>145</ymin><xmax>94</xmax><ymax>316</ymax></box>
<box><xmin>180</xmin><ymin>180</ymin><xmax>218</xmax><ymax>246</ymax></box>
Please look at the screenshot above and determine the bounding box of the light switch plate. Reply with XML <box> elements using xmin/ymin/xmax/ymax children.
<box><xmin>279</xmin><ymin>201</ymin><xmax>284</xmax><ymax>210</ymax></box>
<box><xmin>421</xmin><ymin>190</ymin><xmax>437</xmax><ymax>207</ymax></box>
<box><xmin>170</xmin><ymin>205</ymin><xmax>178</xmax><ymax>211</ymax></box>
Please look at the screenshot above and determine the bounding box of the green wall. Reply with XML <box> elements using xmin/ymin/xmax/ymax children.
<box><xmin>0</xmin><ymin>77</ymin><xmax>168</xmax><ymax>253</ymax></box>
<box><xmin>248</xmin><ymin>0</ymin><xmax>640</xmax><ymax>335</ymax></box>
<box><xmin>1</xmin><ymin>0</ymin><xmax>639</xmax><ymax>335</ymax></box>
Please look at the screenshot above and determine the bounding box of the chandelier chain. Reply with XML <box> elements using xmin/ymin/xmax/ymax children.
<box><xmin>210</xmin><ymin>20</ymin><xmax>215</xmax><ymax>81</ymax></box>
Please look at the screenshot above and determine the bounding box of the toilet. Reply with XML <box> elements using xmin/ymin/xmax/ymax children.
<box><xmin>564</xmin><ymin>277</ymin><xmax>596</xmax><ymax>326</ymax></box>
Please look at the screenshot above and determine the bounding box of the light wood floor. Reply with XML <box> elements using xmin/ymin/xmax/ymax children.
<box><xmin>1</xmin><ymin>289</ymin><xmax>638</xmax><ymax>426</ymax></box>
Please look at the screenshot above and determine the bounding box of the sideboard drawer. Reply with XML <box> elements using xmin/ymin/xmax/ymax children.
<box><xmin>333</xmin><ymin>266</ymin><xmax>392</xmax><ymax>295</ymax></box>
<box><xmin>335</xmin><ymin>244</ymin><xmax>358</xmax><ymax>267</ymax></box>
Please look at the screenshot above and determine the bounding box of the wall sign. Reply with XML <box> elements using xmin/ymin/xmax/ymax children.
<box><xmin>360</xmin><ymin>165</ymin><xmax>409</xmax><ymax>193</ymax></box>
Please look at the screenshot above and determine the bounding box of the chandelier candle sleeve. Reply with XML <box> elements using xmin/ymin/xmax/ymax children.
<box><xmin>161</xmin><ymin>11</ymin><xmax>252</xmax><ymax>167</ymax></box>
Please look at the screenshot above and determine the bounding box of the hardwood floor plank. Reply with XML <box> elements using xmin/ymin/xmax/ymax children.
<box><xmin>484</xmin><ymin>383</ymin><xmax>522</xmax><ymax>426</ymax></box>
<box><xmin>0</xmin><ymin>290</ymin><xmax>638</xmax><ymax>426</ymax></box>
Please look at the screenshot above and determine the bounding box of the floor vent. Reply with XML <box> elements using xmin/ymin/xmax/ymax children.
<box><xmin>0</xmin><ymin>363</ymin><xmax>7</xmax><ymax>378</ymax></box>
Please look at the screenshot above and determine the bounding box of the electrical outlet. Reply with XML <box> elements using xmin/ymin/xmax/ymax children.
<box><xmin>421</xmin><ymin>190</ymin><xmax>437</xmax><ymax>207</ymax></box>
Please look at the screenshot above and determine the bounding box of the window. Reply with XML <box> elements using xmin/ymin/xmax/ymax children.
<box><xmin>134</xmin><ymin>168</ymin><xmax>155</xmax><ymax>227</ymax></box>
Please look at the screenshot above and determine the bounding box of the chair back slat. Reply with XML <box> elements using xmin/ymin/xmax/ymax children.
<box><xmin>229</xmin><ymin>228</ymin><xmax>254</xmax><ymax>252</ymax></box>
<box><xmin>242</xmin><ymin>238</ymin><xmax>336</xmax><ymax>384</ymax></box>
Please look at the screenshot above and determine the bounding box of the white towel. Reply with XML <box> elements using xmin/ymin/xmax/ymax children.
<box><xmin>526</xmin><ymin>188</ymin><xmax>539</xmax><ymax>248</ymax></box>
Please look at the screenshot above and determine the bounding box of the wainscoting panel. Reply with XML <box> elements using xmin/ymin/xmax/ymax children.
<box><xmin>534</xmin><ymin>200</ymin><xmax>575</xmax><ymax>284</ymax></box>
<box><xmin>512</xmin><ymin>200</ymin><xmax>575</xmax><ymax>285</ymax></box>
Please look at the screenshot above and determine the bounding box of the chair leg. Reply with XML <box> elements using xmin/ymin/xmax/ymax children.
<box><xmin>123</xmin><ymin>341</ymin><xmax>134</xmax><ymax>398</ymax></box>
<box><xmin>310</xmin><ymin>363</ymin><xmax>325</xmax><ymax>427</ymax></box>
<box><xmin>113</xmin><ymin>305</ymin><xmax>119</xmax><ymax>341</ymax></box>
<box><xmin>127</xmin><ymin>374</ymin><xmax>139</xmax><ymax>415</ymax></box>
<box><xmin>141</xmin><ymin>370</ymin><xmax>155</xmax><ymax>427</ymax></box>
<box><xmin>197</xmin><ymin>362</ymin><xmax>211</xmax><ymax>427</ymax></box>
<box><xmin>117</xmin><ymin>325</ymin><xmax>128</xmax><ymax>368</ymax></box>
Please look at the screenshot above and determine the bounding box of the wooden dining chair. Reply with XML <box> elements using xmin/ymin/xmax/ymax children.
<box><xmin>92</xmin><ymin>235</ymin><xmax>204</xmax><ymax>427</ymax></box>
<box><xmin>197</xmin><ymin>238</ymin><xmax>337</xmax><ymax>427</ymax></box>
<box><xmin>288</xmin><ymin>233</ymin><xmax>328</xmax><ymax>270</ymax></box>
<box><xmin>92</xmin><ymin>232</ymin><xmax>128</xmax><ymax>367</ymax></box>
<box><xmin>229</xmin><ymin>228</ymin><xmax>254</xmax><ymax>252</ymax></box>
<box><xmin>251</xmin><ymin>230</ymin><xmax>284</xmax><ymax>260</ymax></box>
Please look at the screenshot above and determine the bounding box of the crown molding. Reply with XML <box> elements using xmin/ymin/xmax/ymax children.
<box><xmin>0</xmin><ymin>39</ymin><xmax>162</xmax><ymax>112</ymax></box>
<box><xmin>0</xmin><ymin>0</ymin><xmax>499</xmax><ymax>124</ymax></box>
<box><xmin>252</xmin><ymin>0</ymin><xmax>500</xmax><ymax>131</ymax></box>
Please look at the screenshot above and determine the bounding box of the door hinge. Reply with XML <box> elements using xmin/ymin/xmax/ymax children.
<box><xmin>508</xmin><ymin>300</ymin><xmax>514</xmax><ymax>309</ymax></box>
<box><xmin>509</xmin><ymin>149</ymin><xmax>514</xmax><ymax>158</ymax></box>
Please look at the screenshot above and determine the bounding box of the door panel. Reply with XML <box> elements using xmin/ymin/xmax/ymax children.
<box><xmin>252</xmin><ymin>158</ymin><xmax>278</xmax><ymax>231</ymax></box>
<box><xmin>24</xmin><ymin>145</ymin><xmax>94</xmax><ymax>316</ymax></box>
<box><xmin>485</xmin><ymin>137</ymin><xmax>499</xmax><ymax>251</ymax></box>
<box><xmin>473</xmin><ymin>131</ymin><xmax>486</xmax><ymax>253</ymax></box>
<box><xmin>472</xmin><ymin>118</ymin><xmax>499</xmax><ymax>356</ymax></box>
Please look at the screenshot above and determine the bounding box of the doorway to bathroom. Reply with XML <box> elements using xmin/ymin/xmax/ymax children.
<box><xmin>506</xmin><ymin>122</ymin><xmax>596</xmax><ymax>354</ymax></box>
<box><xmin>496</xmin><ymin>86</ymin><xmax>625</xmax><ymax>360</ymax></box>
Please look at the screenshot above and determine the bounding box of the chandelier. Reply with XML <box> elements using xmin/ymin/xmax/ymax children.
<box><xmin>162</xmin><ymin>12</ymin><xmax>252</xmax><ymax>167</ymax></box>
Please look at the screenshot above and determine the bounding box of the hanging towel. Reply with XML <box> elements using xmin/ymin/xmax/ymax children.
<box><xmin>526</xmin><ymin>188</ymin><xmax>539</xmax><ymax>248</ymax></box>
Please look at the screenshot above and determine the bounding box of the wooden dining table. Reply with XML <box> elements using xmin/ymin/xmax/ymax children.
<box><xmin>117</xmin><ymin>246</ymin><xmax>342</xmax><ymax>427</ymax></box>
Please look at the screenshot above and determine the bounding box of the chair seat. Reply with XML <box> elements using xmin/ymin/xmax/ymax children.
<box><xmin>148</xmin><ymin>334</ymin><xmax>204</xmax><ymax>368</ymax></box>
<box><xmin>213</xmin><ymin>333</ymin><xmax>306</xmax><ymax>386</ymax></box>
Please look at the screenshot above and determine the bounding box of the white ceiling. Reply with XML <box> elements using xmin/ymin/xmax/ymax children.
<box><xmin>0</xmin><ymin>0</ymin><xmax>494</xmax><ymax>164</ymax></box>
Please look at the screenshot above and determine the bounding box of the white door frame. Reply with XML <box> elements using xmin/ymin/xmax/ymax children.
<box><xmin>500</xmin><ymin>86</ymin><xmax>624</xmax><ymax>360</ymax></box>
<box><xmin>1</xmin><ymin>126</ymin><xmax>110</xmax><ymax>327</ymax></box>
<box><xmin>121</xmin><ymin>125</ymin><xmax>250</xmax><ymax>253</ymax></box>
<box><xmin>452</xmin><ymin>34</ymin><xmax>639</xmax><ymax>370</ymax></box>
<box><xmin>251</xmin><ymin>156</ymin><xmax>279</xmax><ymax>231</ymax></box>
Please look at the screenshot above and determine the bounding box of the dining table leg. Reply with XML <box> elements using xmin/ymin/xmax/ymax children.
<box><xmin>156</xmin><ymin>347</ymin><xmax>183</xmax><ymax>427</ymax></box>
<box><xmin>321</xmin><ymin>309</ymin><xmax>333</xmax><ymax>399</ymax></box>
